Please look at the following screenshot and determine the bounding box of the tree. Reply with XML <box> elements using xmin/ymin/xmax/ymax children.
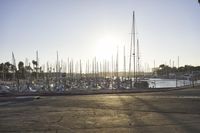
<box><xmin>17</xmin><ymin>61</ymin><xmax>25</xmax><ymax>79</ymax></box>
<box><xmin>25</xmin><ymin>66</ymin><xmax>32</xmax><ymax>73</ymax></box>
<box><xmin>156</xmin><ymin>64</ymin><xmax>176</xmax><ymax>78</ymax></box>
<box><xmin>4</xmin><ymin>62</ymin><xmax>11</xmax><ymax>72</ymax></box>
<box><xmin>32</xmin><ymin>60</ymin><xmax>38</xmax><ymax>79</ymax></box>
<box><xmin>10</xmin><ymin>64</ymin><xmax>17</xmax><ymax>80</ymax></box>
<box><xmin>0</xmin><ymin>62</ymin><xmax>16</xmax><ymax>80</ymax></box>
<box><xmin>0</xmin><ymin>63</ymin><xmax>5</xmax><ymax>80</ymax></box>
<box><xmin>18</xmin><ymin>61</ymin><xmax>24</xmax><ymax>70</ymax></box>
<box><xmin>32</xmin><ymin>60</ymin><xmax>38</xmax><ymax>71</ymax></box>
<box><xmin>4</xmin><ymin>62</ymin><xmax>12</xmax><ymax>80</ymax></box>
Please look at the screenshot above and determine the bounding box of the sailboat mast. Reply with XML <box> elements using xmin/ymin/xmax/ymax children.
<box><xmin>124</xmin><ymin>45</ymin><xmax>126</xmax><ymax>80</ymax></box>
<box><xmin>56</xmin><ymin>51</ymin><xmax>59</xmax><ymax>86</ymax></box>
<box><xmin>56</xmin><ymin>51</ymin><xmax>59</xmax><ymax>73</ymax></box>
<box><xmin>12</xmin><ymin>52</ymin><xmax>16</xmax><ymax>80</ymax></box>
<box><xmin>80</xmin><ymin>60</ymin><xmax>82</xmax><ymax>78</ymax></box>
<box><xmin>137</xmin><ymin>38</ymin><xmax>140</xmax><ymax>81</ymax></box>
<box><xmin>132</xmin><ymin>11</ymin><xmax>136</xmax><ymax>83</ymax></box>
<box><xmin>178</xmin><ymin>56</ymin><xmax>179</xmax><ymax>68</ymax></box>
<box><xmin>128</xmin><ymin>25</ymin><xmax>133</xmax><ymax>78</ymax></box>
<box><xmin>116</xmin><ymin>47</ymin><xmax>119</xmax><ymax>78</ymax></box>
<box><xmin>36</xmin><ymin>50</ymin><xmax>39</xmax><ymax>79</ymax></box>
<box><xmin>129</xmin><ymin>11</ymin><xmax>135</xmax><ymax>80</ymax></box>
<box><xmin>111</xmin><ymin>55</ymin><xmax>114</xmax><ymax>89</ymax></box>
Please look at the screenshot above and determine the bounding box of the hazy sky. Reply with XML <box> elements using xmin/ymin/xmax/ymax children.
<box><xmin>0</xmin><ymin>0</ymin><xmax>200</xmax><ymax>71</ymax></box>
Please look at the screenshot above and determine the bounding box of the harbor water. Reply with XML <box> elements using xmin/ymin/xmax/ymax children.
<box><xmin>146</xmin><ymin>78</ymin><xmax>200</xmax><ymax>88</ymax></box>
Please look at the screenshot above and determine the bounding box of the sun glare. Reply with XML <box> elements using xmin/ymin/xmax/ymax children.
<box><xmin>94</xmin><ymin>35</ymin><xmax>119</xmax><ymax>60</ymax></box>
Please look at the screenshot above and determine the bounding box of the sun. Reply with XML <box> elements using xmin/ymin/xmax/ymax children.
<box><xmin>94</xmin><ymin>34</ymin><xmax>119</xmax><ymax>60</ymax></box>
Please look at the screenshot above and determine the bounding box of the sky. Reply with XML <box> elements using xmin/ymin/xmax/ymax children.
<box><xmin>0</xmin><ymin>0</ymin><xmax>200</xmax><ymax>72</ymax></box>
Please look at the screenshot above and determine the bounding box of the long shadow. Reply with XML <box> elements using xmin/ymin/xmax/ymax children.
<box><xmin>116</xmin><ymin>94</ymin><xmax>152</xmax><ymax>132</ymax></box>
<box><xmin>135</xmin><ymin>96</ymin><xmax>200</xmax><ymax>132</ymax></box>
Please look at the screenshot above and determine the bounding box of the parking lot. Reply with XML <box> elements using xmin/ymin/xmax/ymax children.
<box><xmin>0</xmin><ymin>87</ymin><xmax>200</xmax><ymax>133</ymax></box>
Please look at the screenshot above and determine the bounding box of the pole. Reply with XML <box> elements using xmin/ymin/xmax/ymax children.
<box><xmin>137</xmin><ymin>39</ymin><xmax>140</xmax><ymax>82</ymax></box>
<box><xmin>124</xmin><ymin>45</ymin><xmax>126</xmax><ymax>81</ymax></box>
<box><xmin>133</xmin><ymin>11</ymin><xmax>136</xmax><ymax>85</ymax></box>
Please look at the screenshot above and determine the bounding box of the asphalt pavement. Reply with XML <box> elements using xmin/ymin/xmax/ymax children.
<box><xmin>0</xmin><ymin>87</ymin><xmax>200</xmax><ymax>133</ymax></box>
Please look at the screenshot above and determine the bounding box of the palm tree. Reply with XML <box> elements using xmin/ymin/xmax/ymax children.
<box><xmin>32</xmin><ymin>60</ymin><xmax>38</xmax><ymax>79</ymax></box>
<box><xmin>4</xmin><ymin>62</ymin><xmax>12</xmax><ymax>80</ymax></box>
<box><xmin>32</xmin><ymin>60</ymin><xmax>37</xmax><ymax>69</ymax></box>
<box><xmin>18</xmin><ymin>61</ymin><xmax>24</xmax><ymax>70</ymax></box>
<box><xmin>10</xmin><ymin>64</ymin><xmax>17</xmax><ymax>80</ymax></box>
<box><xmin>0</xmin><ymin>63</ymin><xmax>5</xmax><ymax>80</ymax></box>
<box><xmin>18</xmin><ymin>61</ymin><xmax>25</xmax><ymax>79</ymax></box>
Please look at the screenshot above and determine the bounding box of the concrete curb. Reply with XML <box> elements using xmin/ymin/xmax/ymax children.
<box><xmin>1</xmin><ymin>85</ymin><xmax>199</xmax><ymax>97</ymax></box>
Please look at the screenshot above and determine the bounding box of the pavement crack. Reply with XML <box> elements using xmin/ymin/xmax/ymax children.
<box><xmin>57</xmin><ymin>115</ymin><xmax>64</xmax><ymax>123</ymax></box>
